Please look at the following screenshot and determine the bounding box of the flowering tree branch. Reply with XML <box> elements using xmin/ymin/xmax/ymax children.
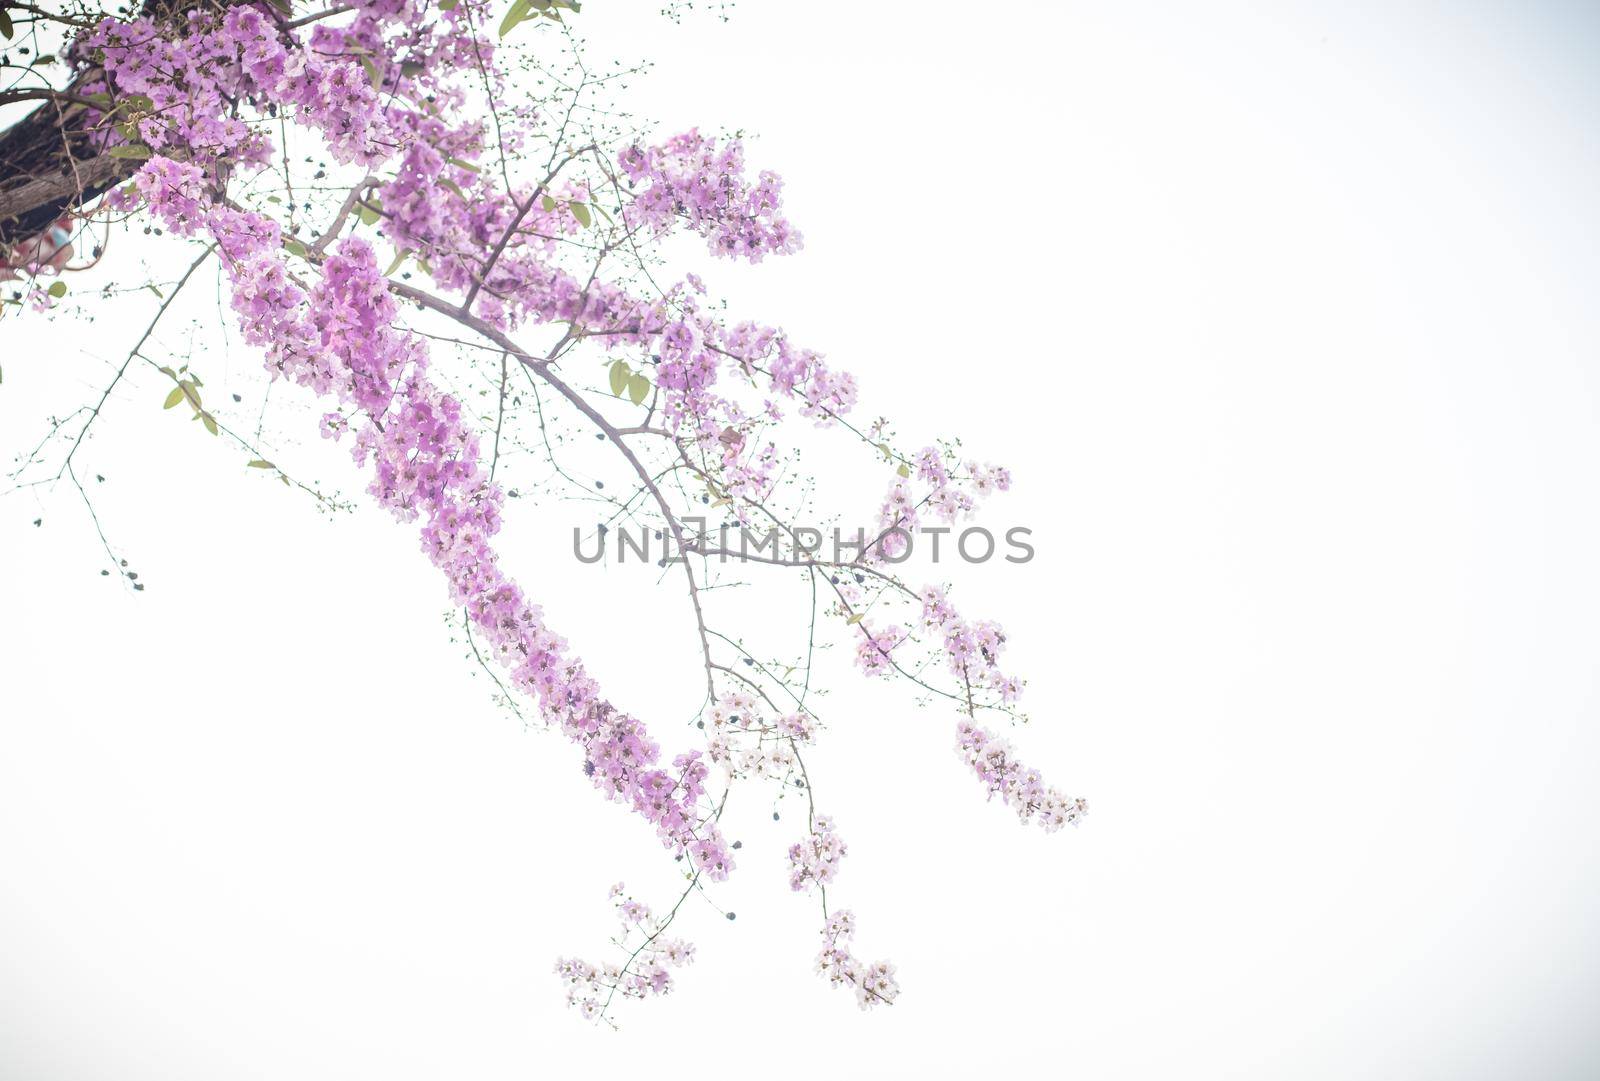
<box><xmin>1</xmin><ymin>0</ymin><xmax>1089</xmax><ymax>1025</ymax></box>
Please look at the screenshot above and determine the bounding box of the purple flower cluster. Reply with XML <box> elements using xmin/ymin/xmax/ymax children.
<box><xmin>620</xmin><ymin>129</ymin><xmax>801</xmax><ymax>263</ymax></box>
<box><xmin>80</xmin><ymin>6</ymin><xmax>388</xmax><ymax>170</ymax></box>
<box><xmin>555</xmin><ymin>884</ymin><xmax>696</xmax><ymax>1021</ymax></box>
<box><xmin>787</xmin><ymin>814</ymin><xmax>847</xmax><ymax>892</ymax></box>
<box><xmin>815</xmin><ymin>910</ymin><xmax>900</xmax><ymax>1010</ymax></box>
<box><xmin>920</xmin><ymin>584</ymin><xmax>1023</xmax><ymax>702</ymax></box>
<box><xmin>854</xmin><ymin>623</ymin><xmax>908</xmax><ymax>679</ymax></box>
<box><xmin>836</xmin><ymin>446</ymin><xmax>1024</xmax><ymax>699</ymax></box>
<box><xmin>956</xmin><ymin>721</ymin><xmax>1088</xmax><ymax>832</ymax></box>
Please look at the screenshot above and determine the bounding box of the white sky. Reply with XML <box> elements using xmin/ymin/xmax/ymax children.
<box><xmin>3</xmin><ymin>2</ymin><xmax>1600</xmax><ymax>1078</ymax></box>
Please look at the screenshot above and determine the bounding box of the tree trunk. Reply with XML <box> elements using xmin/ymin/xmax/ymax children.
<box><xmin>0</xmin><ymin>0</ymin><xmax>255</xmax><ymax>248</ymax></box>
<box><xmin>0</xmin><ymin>71</ymin><xmax>131</xmax><ymax>247</ymax></box>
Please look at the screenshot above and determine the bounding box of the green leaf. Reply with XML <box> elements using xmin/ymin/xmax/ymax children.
<box><xmin>499</xmin><ymin>0</ymin><xmax>533</xmax><ymax>38</ymax></box>
<box><xmin>896</xmin><ymin>462</ymin><xmax>911</xmax><ymax>478</ymax></box>
<box><xmin>163</xmin><ymin>387</ymin><xmax>185</xmax><ymax>410</ymax></box>
<box><xmin>846</xmin><ymin>613</ymin><xmax>864</xmax><ymax>625</ymax></box>
<box><xmin>247</xmin><ymin>459</ymin><xmax>274</xmax><ymax>469</ymax></box>
<box><xmin>626</xmin><ymin>372</ymin><xmax>650</xmax><ymax>406</ymax></box>
<box><xmin>608</xmin><ymin>359</ymin><xmax>630</xmax><ymax>397</ymax></box>
<box><xmin>1</xmin><ymin>9</ymin><xmax>17</xmax><ymax>41</ymax></box>
<box><xmin>440</xmin><ymin>0</ymin><xmax>461</xmax><ymax>9</ymax></box>
<box><xmin>384</xmin><ymin>248</ymin><xmax>411</xmax><ymax>276</ymax></box>
<box><xmin>540</xmin><ymin>194</ymin><xmax>557</xmax><ymax>212</ymax></box>
<box><xmin>47</xmin><ymin>281</ymin><xmax>67</xmax><ymax>298</ymax></box>
<box><xmin>358</xmin><ymin>200</ymin><xmax>382</xmax><ymax>226</ymax></box>
<box><xmin>446</xmin><ymin>155</ymin><xmax>481</xmax><ymax>173</ymax></box>
<box><xmin>358</xmin><ymin>56</ymin><xmax>382</xmax><ymax>89</ymax></box>
<box><xmin>438</xmin><ymin>178</ymin><xmax>465</xmax><ymax>199</ymax></box>
<box><xmin>400</xmin><ymin>60</ymin><xmax>426</xmax><ymax>79</ymax></box>
<box><xmin>201</xmin><ymin>412</ymin><xmax>219</xmax><ymax>437</ymax></box>
<box><xmin>282</xmin><ymin>237</ymin><xmax>307</xmax><ymax>257</ymax></box>
<box><xmin>568</xmin><ymin>201</ymin><xmax>591</xmax><ymax>229</ymax></box>
<box><xmin>107</xmin><ymin>144</ymin><xmax>151</xmax><ymax>160</ymax></box>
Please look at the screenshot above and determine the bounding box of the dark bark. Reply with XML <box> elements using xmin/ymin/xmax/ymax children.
<box><xmin>0</xmin><ymin>0</ymin><xmax>258</xmax><ymax>248</ymax></box>
<box><xmin>0</xmin><ymin>72</ymin><xmax>130</xmax><ymax>247</ymax></box>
